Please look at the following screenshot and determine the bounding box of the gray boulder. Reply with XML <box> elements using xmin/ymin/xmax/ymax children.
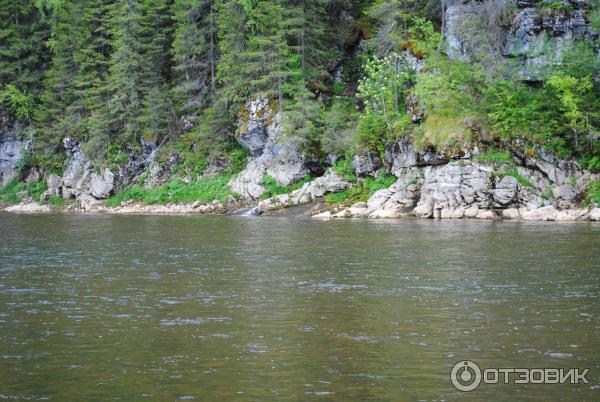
<box><xmin>493</xmin><ymin>176</ymin><xmax>518</xmax><ymax>206</ymax></box>
<box><xmin>90</xmin><ymin>169</ymin><xmax>115</xmax><ymax>199</ymax></box>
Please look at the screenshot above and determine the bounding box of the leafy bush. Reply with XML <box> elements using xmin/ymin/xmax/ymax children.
<box><xmin>26</xmin><ymin>181</ymin><xmax>48</xmax><ymax>201</ymax></box>
<box><xmin>46</xmin><ymin>195</ymin><xmax>64</xmax><ymax>208</ymax></box>
<box><xmin>0</xmin><ymin>181</ymin><xmax>23</xmax><ymax>205</ymax></box>
<box><xmin>584</xmin><ymin>179</ymin><xmax>600</xmax><ymax>206</ymax></box>
<box><xmin>260</xmin><ymin>175</ymin><xmax>289</xmax><ymax>199</ymax></box>
<box><xmin>357</xmin><ymin>113</ymin><xmax>387</xmax><ymax>151</ymax></box>
<box><xmin>332</xmin><ymin>152</ymin><xmax>357</xmax><ymax>182</ymax></box>
<box><xmin>477</xmin><ymin>149</ymin><xmax>513</xmax><ymax>164</ymax></box>
<box><xmin>0</xmin><ymin>180</ymin><xmax>48</xmax><ymax>204</ymax></box>
<box><xmin>324</xmin><ymin>174</ymin><xmax>396</xmax><ymax>205</ymax></box>
<box><xmin>579</xmin><ymin>155</ymin><xmax>600</xmax><ymax>172</ymax></box>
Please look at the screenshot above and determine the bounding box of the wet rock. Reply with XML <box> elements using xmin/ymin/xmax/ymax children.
<box><xmin>25</xmin><ymin>168</ymin><xmax>40</xmax><ymax>184</ymax></box>
<box><xmin>239</xmin><ymin>125</ymin><xmax>268</xmax><ymax>157</ymax></box>
<box><xmin>238</xmin><ymin>97</ymin><xmax>274</xmax><ymax>157</ymax></box>
<box><xmin>62</xmin><ymin>147</ymin><xmax>93</xmax><ymax>199</ymax></box>
<box><xmin>554</xmin><ymin>208</ymin><xmax>590</xmax><ymax>221</ymax></box>
<box><xmin>78</xmin><ymin>193</ymin><xmax>103</xmax><ymax>211</ymax></box>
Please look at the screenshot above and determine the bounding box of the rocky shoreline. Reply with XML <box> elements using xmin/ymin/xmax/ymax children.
<box><xmin>2</xmin><ymin>97</ymin><xmax>599</xmax><ymax>223</ymax></box>
<box><xmin>4</xmin><ymin>162</ymin><xmax>600</xmax><ymax>222</ymax></box>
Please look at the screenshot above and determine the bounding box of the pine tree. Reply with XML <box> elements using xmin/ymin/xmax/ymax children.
<box><xmin>215</xmin><ymin>0</ymin><xmax>249</xmax><ymax>110</ymax></box>
<box><xmin>172</xmin><ymin>0</ymin><xmax>217</xmax><ymax>122</ymax></box>
<box><xmin>0</xmin><ymin>0</ymin><xmax>50</xmax><ymax>123</ymax></box>
<box><xmin>106</xmin><ymin>0</ymin><xmax>173</xmax><ymax>146</ymax></box>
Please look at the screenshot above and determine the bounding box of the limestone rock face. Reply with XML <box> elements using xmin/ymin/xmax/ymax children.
<box><xmin>41</xmin><ymin>174</ymin><xmax>63</xmax><ymax>200</ymax></box>
<box><xmin>90</xmin><ymin>169</ymin><xmax>115</xmax><ymax>199</ymax></box>
<box><xmin>352</xmin><ymin>151</ymin><xmax>383</xmax><ymax>177</ymax></box>
<box><xmin>493</xmin><ymin>176</ymin><xmax>518</xmax><ymax>206</ymax></box>
<box><xmin>416</xmin><ymin>163</ymin><xmax>493</xmax><ymax>215</ymax></box>
<box><xmin>445</xmin><ymin>0</ymin><xmax>598</xmax><ymax>81</ymax></box>
<box><xmin>229</xmin><ymin>97</ymin><xmax>310</xmax><ymax>199</ymax></box>
<box><xmin>59</xmin><ymin>137</ymin><xmax>116</xmax><ymax>208</ymax></box>
<box><xmin>321</xmin><ymin>155</ymin><xmax>598</xmax><ymax>221</ymax></box>
<box><xmin>0</xmin><ymin>138</ymin><xmax>27</xmax><ymax>186</ymax></box>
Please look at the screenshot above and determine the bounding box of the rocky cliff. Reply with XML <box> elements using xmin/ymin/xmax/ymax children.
<box><xmin>445</xmin><ymin>0</ymin><xmax>598</xmax><ymax>80</ymax></box>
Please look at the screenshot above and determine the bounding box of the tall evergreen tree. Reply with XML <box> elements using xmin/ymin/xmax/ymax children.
<box><xmin>0</xmin><ymin>0</ymin><xmax>50</xmax><ymax>124</ymax></box>
<box><xmin>172</xmin><ymin>0</ymin><xmax>217</xmax><ymax>123</ymax></box>
<box><xmin>106</xmin><ymin>0</ymin><xmax>174</xmax><ymax>146</ymax></box>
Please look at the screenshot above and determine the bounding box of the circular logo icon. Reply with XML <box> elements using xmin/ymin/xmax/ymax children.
<box><xmin>451</xmin><ymin>360</ymin><xmax>482</xmax><ymax>392</ymax></box>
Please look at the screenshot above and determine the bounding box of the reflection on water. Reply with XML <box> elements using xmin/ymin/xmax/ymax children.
<box><xmin>0</xmin><ymin>213</ymin><xmax>599</xmax><ymax>401</ymax></box>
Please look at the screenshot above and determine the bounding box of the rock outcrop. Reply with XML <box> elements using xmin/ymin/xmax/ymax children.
<box><xmin>445</xmin><ymin>0</ymin><xmax>598</xmax><ymax>81</ymax></box>
<box><xmin>0</xmin><ymin>138</ymin><xmax>27</xmax><ymax>186</ymax></box>
<box><xmin>320</xmin><ymin>157</ymin><xmax>598</xmax><ymax>221</ymax></box>
<box><xmin>229</xmin><ymin>97</ymin><xmax>310</xmax><ymax>199</ymax></box>
<box><xmin>258</xmin><ymin>170</ymin><xmax>351</xmax><ymax>212</ymax></box>
<box><xmin>53</xmin><ymin>138</ymin><xmax>115</xmax><ymax>208</ymax></box>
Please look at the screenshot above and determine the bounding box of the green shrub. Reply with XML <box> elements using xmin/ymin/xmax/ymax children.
<box><xmin>324</xmin><ymin>174</ymin><xmax>396</xmax><ymax>205</ymax></box>
<box><xmin>579</xmin><ymin>155</ymin><xmax>600</xmax><ymax>172</ymax></box>
<box><xmin>332</xmin><ymin>151</ymin><xmax>357</xmax><ymax>182</ymax></box>
<box><xmin>357</xmin><ymin>113</ymin><xmax>387</xmax><ymax>151</ymax></box>
<box><xmin>0</xmin><ymin>181</ymin><xmax>24</xmax><ymax>205</ymax></box>
<box><xmin>584</xmin><ymin>179</ymin><xmax>600</xmax><ymax>206</ymax></box>
<box><xmin>0</xmin><ymin>180</ymin><xmax>49</xmax><ymax>204</ymax></box>
<box><xmin>260</xmin><ymin>175</ymin><xmax>289</xmax><ymax>199</ymax></box>
<box><xmin>46</xmin><ymin>195</ymin><xmax>64</xmax><ymax>208</ymax></box>
<box><xmin>26</xmin><ymin>181</ymin><xmax>48</xmax><ymax>201</ymax></box>
<box><xmin>477</xmin><ymin>149</ymin><xmax>513</xmax><ymax>164</ymax></box>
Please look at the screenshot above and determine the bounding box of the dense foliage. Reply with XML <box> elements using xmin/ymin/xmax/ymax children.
<box><xmin>1</xmin><ymin>0</ymin><xmax>599</xmax><ymax>180</ymax></box>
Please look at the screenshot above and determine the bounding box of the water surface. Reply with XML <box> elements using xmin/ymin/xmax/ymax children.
<box><xmin>0</xmin><ymin>213</ymin><xmax>599</xmax><ymax>401</ymax></box>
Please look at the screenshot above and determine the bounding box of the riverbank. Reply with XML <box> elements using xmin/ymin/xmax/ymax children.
<box><xmin>4</xmin><ymin>197</ymin><xmax>600</xmax><ymax>222</ymax></box>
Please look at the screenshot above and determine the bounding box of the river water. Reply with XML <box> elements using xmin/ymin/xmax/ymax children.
<box><xmin>0</xmin><ymin>213</ymin><xmax>599</xmax><ymax>401</ymax></box>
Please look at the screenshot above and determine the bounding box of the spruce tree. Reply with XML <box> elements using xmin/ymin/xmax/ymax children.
<box><xmin>172</xmin><ymin>0</ymin><xmax>217</xmax><ymax>122</ymax></box>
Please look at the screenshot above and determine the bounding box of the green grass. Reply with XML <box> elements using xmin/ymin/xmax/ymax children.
<box><xmin>0</xmin><ymin>180</ymin><xmax>48</xmax><ymax>205</ymax></box>
<box><xmin>584</xmin><ymin>179</ymin><xmax>600</xmax><ymax>206</ymax></box>
<box><xmin>259</xmin><ymin>175</ymin><xmax>315</xmax><ymax>200</ymax></box>
<box><xmin>325</xmin><ymin>174</ymin><xmax>396</xmax><ymax>205</ymax></box>
<box><xmin>260</xmin><ymin>175</ymin><xmax>289</xmax><ymax>200</ymax></box>
<box><xmin>106</xmin><ymin>175</ymin><xmax>237</xmax><ymax>207</ymax></box>
<box><xmin>477</xmin><ymin>149</ymin><xmax>513</xmax><ymax>164</ymax></box>
<box><xmin>498</xmin><ymin>169</ymin><xmax>534</xmax><ymax>188</ymax></box>
<box><xmin>0</xmin><ymin>181</ymin><xmax>23</xmax><ymax>205</ymax></box>
<box><xmin>46</xmin><ymin>195</ymin><xmax>64</xmax><ymax>208</ymax></box>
